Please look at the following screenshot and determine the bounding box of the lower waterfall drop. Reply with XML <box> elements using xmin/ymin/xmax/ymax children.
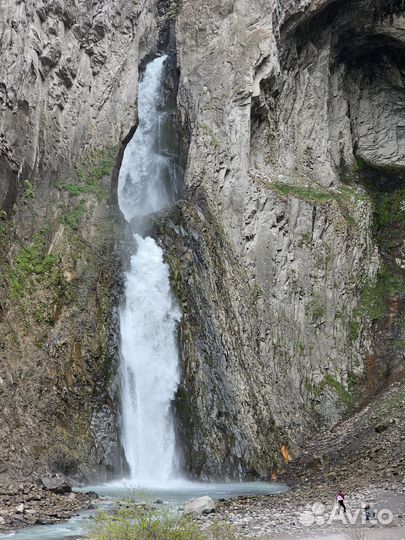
<box><xmin>118</xmin><ymin>55</ymin><xmax>182</xmax><ymax>486</ymax></box>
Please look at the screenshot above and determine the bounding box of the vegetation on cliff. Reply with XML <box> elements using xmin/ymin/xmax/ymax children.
<box><xmin>0</xmin><ymin>144</ymin><xmax>124</xmax><ymax>480</ymax></box>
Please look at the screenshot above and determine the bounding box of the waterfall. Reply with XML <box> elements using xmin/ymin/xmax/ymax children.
<box><xmin>118</xmin><ymin>55</ymin><xmax>182</xmax><ymax>486</ymax></box>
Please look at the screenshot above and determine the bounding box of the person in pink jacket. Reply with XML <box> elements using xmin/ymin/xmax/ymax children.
<box><xmin>337</xmin><ymin>490</ymin><xmax>346</xmax><ymax>513</ymax></box>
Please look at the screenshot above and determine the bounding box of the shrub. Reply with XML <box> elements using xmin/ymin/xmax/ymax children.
<box><xmin>89</xmin><ymin>502</ymin><xmax>251</xmax><ymax>540</ymax></box>
<box><xmin>272</xmin><ymin>182</ymin><xmax>333</xmax><ymax>204</ymax></box>
<box><xmin>89</xmin><ymin>504</ymin><xmax>203</xmax><ymax>540</ymax></box>
<box><xmin>23</xmin><ymin>179</ymin><xmax>35</xmax><ymax>199</ymax></box>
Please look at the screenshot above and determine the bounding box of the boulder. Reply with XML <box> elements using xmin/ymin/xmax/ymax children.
<box><xmin>15</xmin><ymin>503</ymin><xmax>24</xmax><ymax>514</ymax></box>
<box><xmin>184</xmin><ymin>496</ymin><xmax>216</xmax><ymax>516</ymax></box>
<box><xmin>40</xmin><ymin>475</ymin><xmax>72</xmax><ymax>494</ymax></box>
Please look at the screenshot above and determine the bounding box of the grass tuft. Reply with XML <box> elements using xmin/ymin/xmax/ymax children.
<box><xmin>57</xmin><ymin>146</ymin><xmax>117</xmax><ymax>198</ymax></box>
<box><xmin>89</xmin><ymin>504</ymin><xmax>202</xmax><ymax>540</ymax></box>
<box><xmin>271</xmin><ymin>182</ymin><xmax>333</xmax><ymax>203</ymax></box>
<box><xmin>61</xmin><ymin>200</ymin><xmax>87</xmax><ymax>230</ymax></box>
<box><xmin>8</xmin><ymin>231</ymin><xmax>60</xmax><ymax>299</ymax></box>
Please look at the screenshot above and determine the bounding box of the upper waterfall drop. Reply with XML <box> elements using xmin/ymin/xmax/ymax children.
<box><xmin>118</xmin><ymin>55</ymin><xmax>180</xmax><ymax>224</ymax></box>
<box><xmin>117</xmin><ymin>55</ymin><xmax>182</xmax><ymax>486</ymax></box>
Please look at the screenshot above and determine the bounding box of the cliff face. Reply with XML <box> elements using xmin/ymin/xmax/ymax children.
<box><xmin>165</xmin><ymin>0</ymin><xmax>405</xmax><ymax>478</ymax></box>
<box><xmin>1</xmin><ymin>0</ymin><xmax>404</xmax><ymax>482</ymax></box>
<box><xmin>0</xmin><ymin>0</ymin><xmax>160</xmax><ymax>480</ymax></box>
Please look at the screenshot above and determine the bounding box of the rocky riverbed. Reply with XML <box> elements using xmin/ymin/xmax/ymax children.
<box><xmin>199</xmin><ymin>481</ymin><xmax>405</xmax><ymax>539</ymax></box>
<box><xmin>1</xmin><ymin>478</ymin><xmax>404</xmax><ymax>538</ymax></box>
<box><xmin>0</xmin><ymin>476</ymin><xmax>97</xmax><ymax>531</ymax></box>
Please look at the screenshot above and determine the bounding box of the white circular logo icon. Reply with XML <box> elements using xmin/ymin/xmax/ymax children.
<box><xmin>299</xmin><ymin>510</ymin><xmax>315</xmax><ymax>526</ymax></box>
<box><xmin>312</xmin><ymin>502</ymin><xmax>325</xmax><ymax>525</ymax></box>
<box><xmin>299</xmin><ymin>502</ymin><xmax>325</xmax><ymax>526</ymax></box>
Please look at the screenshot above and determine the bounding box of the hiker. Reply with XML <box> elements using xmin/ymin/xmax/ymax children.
<box><xmin>363</xmin><ymin>503</ymin><xmax>371</xmax><ymax>521</ymax></box>
<box><xmin>337</xmin><ymin>490</ymin><xmax>346</xmax><ymax>513</ymax></box>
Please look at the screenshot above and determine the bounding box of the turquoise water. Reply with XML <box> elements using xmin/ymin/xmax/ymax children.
<box><xmin>0</xmin><ymin>480</ymin><xmax>288</xmax><ymax>540</ymax></box>
<box><xmin>80</xmin><ymin>479</ymin><xmax>288</xmax><ymax>504</ymax></box>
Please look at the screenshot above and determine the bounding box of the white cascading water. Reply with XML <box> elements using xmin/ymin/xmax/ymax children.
<box><xmin>118</xmin><ymin>55</ymin><xmax>181</xmax><ymax>486</ymax></box>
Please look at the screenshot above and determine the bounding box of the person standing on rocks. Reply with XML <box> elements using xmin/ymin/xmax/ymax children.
<box><xmin>363</xmin><ymin>502</ymin><xmax>371</xmax><ymax>521</ymax></box>
<box><xmin>337</xmin><ymin>490</ymin><xmax>346</xmax><ymax>514</ymax></box>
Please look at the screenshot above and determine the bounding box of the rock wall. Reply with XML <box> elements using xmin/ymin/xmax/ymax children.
<box><xmin>0</xmin><ymin>0</ymin><xmax>161</xmax><ymax>480</ymax></box>
<box><xmin>159</xmin><ymin>0</ymin><xmax>405</xmax><ymax>478</ymax></box>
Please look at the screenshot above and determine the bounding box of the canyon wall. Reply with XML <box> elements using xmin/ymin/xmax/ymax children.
<box><xmin>164</xmin><ymin>0</ymin><xmax>405</xmax><ymax>478</ymax></box>
<box><xmin>1</xmin><ymin>0</ymin><xmax>404</xmax><ymax>481</ymax></box>
<box><xmin>0</xmin><ymin>0</ymin><xmax>161</xmax><ymax>480</ymax></box>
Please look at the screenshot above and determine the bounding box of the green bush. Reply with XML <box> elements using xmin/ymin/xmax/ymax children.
<box><xmin>23</xmin><ymin>179</ymin><xmax>35</xmax><ymax>199</ymax></box>
<box><xmin>272</xmin><ymin>182</ymin><xmax>333</xmax><ymax>204</ymax></box>
<box><xmin>89</xmin><ymin>505</ymin><xmax>203</xmax><ymax>540</ymax></box>
<box><xmin>305</xmin><ymin>372</ymin><xmax>358</xmax><ymax>409</ymax></box>
<box><xmin>353</xmin><ymin>262</ymin><xmax>405</xmax><ymax>326</ymax></box>
<box><xmin>305</xmin><ymin>296</ymin><xmax>326</xmax><ymax>321</ymax></box>
<box><xmin>89</xmin><ymin>502</ymin><xmax>251</xmax><ymax>540</ymax></box>
<box><xmin>323</xmin><ymin>373</ymin><xmax>354</xmax><ymax>406</ymax></box>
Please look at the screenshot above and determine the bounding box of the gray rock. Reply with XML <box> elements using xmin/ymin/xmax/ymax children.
<box><xmin>15</xmin><ymin>503</ymin><xmax>24</xmax><ymax>514</ymax></box>
<box><xmin>161</xmin><ymin>0</ymin><xmax>405</xmax><ymax>478</ymax></box>
<box><xmin>184</xmin><ymin>496</ymin><xmax>216</xmax><ymax>516</ymax></box>
<box><xmin>40</xmin><ymin>475</ymin><xmax>72</xmax><ymax>494</ymax></box>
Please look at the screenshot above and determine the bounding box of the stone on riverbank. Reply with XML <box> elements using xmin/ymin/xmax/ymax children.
<box><xmin>184</xmin><ymin>496</ymin><xmax>216</xmax><ymax>516</ymax></box>
<box><xmin>40</xmin><ymin>475</ymin><xmax>72</xmax><ymax>494</ymax></box>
